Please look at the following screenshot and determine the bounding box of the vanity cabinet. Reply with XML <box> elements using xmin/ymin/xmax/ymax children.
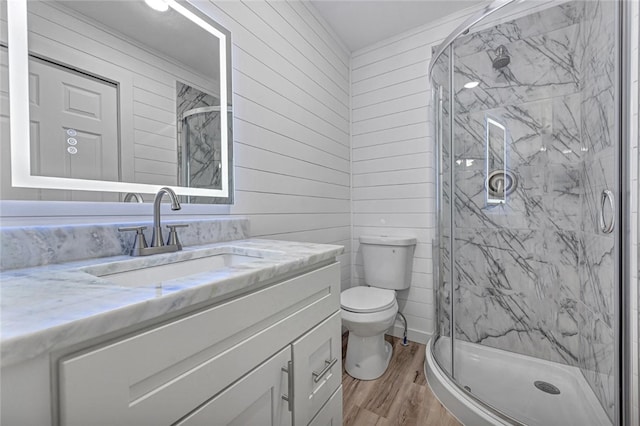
<box><xmin>58</xmin><ymin>262</ymin><xmax>342</xmax><ymax>426</ymax></box>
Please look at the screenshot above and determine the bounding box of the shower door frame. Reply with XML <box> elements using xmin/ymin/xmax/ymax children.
<box><xmin>428</xmin><ymin>0</ymin><xmax>633</xmax><ymax>425</ymax></box>
<box><xmin>619</xmin><ymin>1</ymin><xmax>633</xmax><ymax>425</ymax></box>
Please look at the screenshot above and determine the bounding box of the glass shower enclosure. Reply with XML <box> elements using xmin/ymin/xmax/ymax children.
<box><xmin>428</xmin><ymin>1</ymin><xmax>627</xmax><ymax>425</ymax></box>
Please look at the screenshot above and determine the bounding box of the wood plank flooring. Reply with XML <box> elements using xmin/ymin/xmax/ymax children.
<box><xmin>342</xmin><ymin>333</ymin><xmax>461</xmax><ymax>426</ymax></box>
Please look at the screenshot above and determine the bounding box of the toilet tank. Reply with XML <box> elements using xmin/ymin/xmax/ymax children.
<box><xmin>360</xmin><ymin>235</ymin><xmax>416</xmax><ymax>290</ymax></box>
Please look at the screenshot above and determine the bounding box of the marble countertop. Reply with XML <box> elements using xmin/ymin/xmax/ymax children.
<box><xmin>1</xmin><ymin>239</ymin><xmax>343</xmax><ymax>367</ymax></box>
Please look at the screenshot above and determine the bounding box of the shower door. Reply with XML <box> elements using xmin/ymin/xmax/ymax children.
<box><xmin>432</xmin><ymin>45</ymin><xmax>454</xmax><ymax>378</ymax></box>
<box><xmin>431</xmin><ymin>1</ymin><xmax>622</xmax><ymax>425</ymax></box>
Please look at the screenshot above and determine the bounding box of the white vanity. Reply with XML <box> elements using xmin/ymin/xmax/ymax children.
<box><xmin>0</xmin><ymin>220</ymin><xmax>344</xmax><ymax>426</ymax></box>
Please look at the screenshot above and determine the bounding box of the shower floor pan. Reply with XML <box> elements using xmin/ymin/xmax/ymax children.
<box><xmin>425</xmin><ymin>337</ymin><xmax>612</xmax><ymax>426</ymax></box>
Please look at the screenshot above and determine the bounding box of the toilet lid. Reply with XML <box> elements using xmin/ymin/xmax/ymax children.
<box><xmin>341</xmin><ymin>286</ymin><xmax>396</xmax><ymax>313</ymax></box>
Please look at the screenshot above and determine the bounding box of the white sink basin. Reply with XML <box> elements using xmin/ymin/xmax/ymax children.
<box><xmin>95</xmin><ymin>253</ymin><xmax>261</xmax><ymax>287</ymax></box>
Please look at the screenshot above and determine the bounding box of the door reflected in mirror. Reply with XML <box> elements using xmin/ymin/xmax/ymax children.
<box><xmin>0</xmin><ymin>0</ymin><xmax>233</xmax><ymax>203</ymax></box>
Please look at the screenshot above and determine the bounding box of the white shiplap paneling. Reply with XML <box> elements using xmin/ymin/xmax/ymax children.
<box><xmin>176</xmin><ymin>0</ymin><xmax>352</xmax><ymax>288</ymax></box>
<box><xmin>349</xmin><ymin>4</ymin><xmax>481</xmax><ymax>343</ymax></box>
<box><xmin>0</xmin><ymin>0</ymin><xmax>352</xmax><ymax>289</ymax></box>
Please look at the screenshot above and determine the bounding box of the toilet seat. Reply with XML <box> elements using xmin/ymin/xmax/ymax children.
<box><xmin>341</xmin><ymin>286</ymin><xmax>396</xmax><ymax>313</ymax></box>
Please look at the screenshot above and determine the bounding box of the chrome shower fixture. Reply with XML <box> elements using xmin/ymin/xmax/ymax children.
<box><xmin>492</xmin><ymin>45</ymin><xmax>511</xmax><ymax>69</ymax></box>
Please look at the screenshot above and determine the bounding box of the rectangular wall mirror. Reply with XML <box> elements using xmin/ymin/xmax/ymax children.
<box><xmin>0</xmin><ymin>0</ymin><xmax>233</xmax><ymax>204</ymax></box>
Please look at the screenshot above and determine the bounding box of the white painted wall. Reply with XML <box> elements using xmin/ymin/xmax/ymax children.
<box><xmin>347</xmin><ymin>0</ymin><xmax>638</xmax><ymax>353</ymax></box>
<box><xmin>206</xmin><ymin>0</ymin><xmax>351</xmax><ymax>289</ymax></box>
<box><xmin>0</xmin><ymin>0</ymin><xmax>352</xmax><ymax>290</ymax></box>
<box><xmin>348</xmin><ymin>7</ymin><xmax>482</xmax><ymax>344</ymax></box>
<box><xmin>2</xmin><ymin>0</ymin><xmax>636</xmax><ymax>360</ymax></box>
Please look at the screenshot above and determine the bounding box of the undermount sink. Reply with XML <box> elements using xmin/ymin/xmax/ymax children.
<box><xmin>94</xmin><ymin>253</ymin><xmax>262</xmax><ymax>287</ymax></box>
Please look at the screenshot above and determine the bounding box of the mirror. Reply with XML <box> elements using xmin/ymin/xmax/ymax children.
<box><xmin>0</xmin><ymin>0</ymin><xmax>233</xmax><ymax>203</ymax></box>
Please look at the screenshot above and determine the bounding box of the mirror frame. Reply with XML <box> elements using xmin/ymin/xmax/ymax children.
<box><xmin>6</xmin><ymin>0</ymin><xmax>232</xmax><ymax>199</ymax></box>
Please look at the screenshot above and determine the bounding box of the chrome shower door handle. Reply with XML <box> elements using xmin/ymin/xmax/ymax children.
<box><xmin>599</xmin><ymin>189</ymin><xmax>615</xmax><ymax>234</ymax></box>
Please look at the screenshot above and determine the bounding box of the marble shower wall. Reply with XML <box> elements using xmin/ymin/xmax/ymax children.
<box><xmin>451</xmin><ymin>2</ymin><xmax>583</xmax><ymax>366</ymax></box>
<box><xmin>176</xmin><ymin>82</ymin><xmax>233</xmax><ymax>204</ymax></box>
<box><xmin>576</xmin><ymin>0</ymin><xmax>617</xmax><ymax>418</ymax></box>
<box><xmin>440</xmin><ymin>1</ymin><xmax>616</xmax><ymax>419</ymax></box>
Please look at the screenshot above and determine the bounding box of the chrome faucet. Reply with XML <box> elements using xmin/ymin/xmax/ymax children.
<box><xmin>151</xmin><ymin>187</ymin><xmax>181</xmax><ymax>247</ymax></box>
<box><xmin>118</xmin><ymin>187</ymin><xmax>189</xmax><ymax>256</ymax></box>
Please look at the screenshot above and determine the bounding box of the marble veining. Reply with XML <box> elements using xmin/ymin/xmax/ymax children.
<box><xmin>434</xmin><ymin>0</ymin><xmax>617</xmax><ymax>420</ymax></box>
<box><xmin>176</xmin><ymin>82</ymin><xmax>233</xmax><ymax>204</ymax></box>
<box><xmin>0</xmin><ymin>218</ymin><xmax>249</xmax><ymax>271</ymax></box>
<box><xmin>575</xmin><ymin>0</ymin><xmax>617</xmax><ymax>418</ymax></box>
<box><xmin>0</xmin><ymin>239</ymin><xmax>343</xmax><ymax>367</ymax></box>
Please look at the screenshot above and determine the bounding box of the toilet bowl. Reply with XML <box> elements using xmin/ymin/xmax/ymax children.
<box><xmin>341</xmin><ymin>287</ymin><xmax>398</xmax><ymax>380</ymax></box>
<box><xmin>341</xmin><ymin>235</ymin><xmax>416</xmax><ymax>380</ymax></box>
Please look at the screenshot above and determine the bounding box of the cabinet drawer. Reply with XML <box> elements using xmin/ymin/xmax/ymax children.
<box><xmin>59</xmin><ymin>262</ymin><xmax>340</xmax><ymax>426</ymax></box>
<box><xmin>293</xmin><ymin>311</ymin><xmax>342</xmax><ymax>425</ymax></box>
<box><xmin>176</xmin><ymin>347</ymin><xmax>292</xmax><ymax>426</ymax></box>
<box><xmin>308</xmin><ymin>386</ymin><xmax>342</xmax><ymax>426</ymax></box>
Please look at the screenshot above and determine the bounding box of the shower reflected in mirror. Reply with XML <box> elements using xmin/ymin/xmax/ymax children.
<box><xmin>176</xmin><ymin>82</ymin><xmax>233</xmax><ymax>204</ymax></box>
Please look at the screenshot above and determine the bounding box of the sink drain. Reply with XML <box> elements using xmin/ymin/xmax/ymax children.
<box><xmin>534</xmin><ymin>381</ymin><xmax>560</xmax><ymax>395</ymax></box>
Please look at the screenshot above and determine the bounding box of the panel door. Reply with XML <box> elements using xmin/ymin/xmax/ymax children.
<box><xmin>1</xmin><ymin>51</ymin><xmax>120</xmax><ymax>201</ymax></box>
<box><xmin>30</xmin><ymin>57</ymin><xmax>119</xmax><ymax>180</ymax></box>
<box><xmin>31</xmin><ymin>57</ymin><xmax>119</xmax><ymax>201</ymax></box>
<box><xmin>176</xmin><ymin>347</ymin><xmax>292</xmax><ymax>426</ymax></box>
<box><xmin>292</xmin><ymin>311</ymin><xmax>342</xmax><ymax>426</ymax></box>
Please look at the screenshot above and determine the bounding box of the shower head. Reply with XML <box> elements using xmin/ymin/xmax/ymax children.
<box><xmin>492</xmin><ymin>45</ymin><xmax>511</xmax><ymax>69</ymax></box>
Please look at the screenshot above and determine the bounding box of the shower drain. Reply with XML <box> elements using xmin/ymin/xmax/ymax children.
<box><xmin>534</xmin><ymin>381</ymin><xmax>560</xmax><ymax>395</ymax></box>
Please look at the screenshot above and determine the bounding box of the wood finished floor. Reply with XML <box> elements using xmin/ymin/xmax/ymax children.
<box><xmin>342</xmin><ymin>333</ymin><xmax>461</xmax><ymax>426</ymax></box>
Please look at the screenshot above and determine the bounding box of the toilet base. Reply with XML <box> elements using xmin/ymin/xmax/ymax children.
<box><xmin>345</xmin><ymin>333</ymin><xmax>393</xmax><ymax>380</ymax></box>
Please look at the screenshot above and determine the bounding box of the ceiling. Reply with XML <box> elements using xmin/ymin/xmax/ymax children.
<box><xmin>57</xmin><ymin>1</ymin><xmax>220</xmax><ymax>80</ymax></box>
<box><xmin>309</xmin><ymin>0</ymin><xmax>487</xmax><ymax>52</ymax></box>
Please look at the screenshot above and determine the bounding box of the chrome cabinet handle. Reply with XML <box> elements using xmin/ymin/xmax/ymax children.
<box><xmin>281</xmin><ymin>361</ymin><xmax>293</xmax><ymax>412</ymax></box>
<box><xmin>599</xmin><ymin>189</ymin><xmax>615</xmax><ymax>234</ymax></box>
<box><xmin>312</xmin><ymin>358</ymin><xmax>338</xmax><ymax>383</ymax></box>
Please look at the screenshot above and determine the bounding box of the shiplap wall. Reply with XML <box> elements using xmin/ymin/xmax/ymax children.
<box><xmin>202</xmin><ymin>0</ymin><xmax>351</xmax><ymax>288</ymax></box>
<box><xmin>349</xmin><ymin>6</ymin><xmax>483</xmax><ymax>343</ymax></box>
<box><xmin>0</xmin><ymin>0</ymin><xmax>352</xmax><ymax>289</ymax></box>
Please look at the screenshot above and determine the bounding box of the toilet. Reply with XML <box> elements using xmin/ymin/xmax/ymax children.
<box><xmin>341</xmin><ymin>235</ymin><xmax>416</xmax><ymax>380</ymax></box>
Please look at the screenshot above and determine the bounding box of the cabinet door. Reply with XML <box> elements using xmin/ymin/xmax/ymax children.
<box><xmin>176</xmin><ymin>347</ymin><xmax>292</xmax><ymax>426</ymax></box>
<box><xmin>308</xmin><ymin>387</ymin><xmax>342</xmax><ymax>426</ymax></box>
<box><xmin>292</xmin><ymin>311</ymin><xmax>342</xmax><ymax>425</ymax></box>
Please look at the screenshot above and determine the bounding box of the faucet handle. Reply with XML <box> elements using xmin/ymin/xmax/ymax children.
<box><xmin>166</xmin><ymin>224</ymin><xmax>188</xmax><ymax>250</ymax></box>
<box><xmin>118</xmin><ymin>226</ymin><xmax>148</xmax><ymax>256</ymax></box>
<box><xmin>118</xmin><ymin>225</ymin><xmax>147</xmax><ymax>232</ymax></box>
